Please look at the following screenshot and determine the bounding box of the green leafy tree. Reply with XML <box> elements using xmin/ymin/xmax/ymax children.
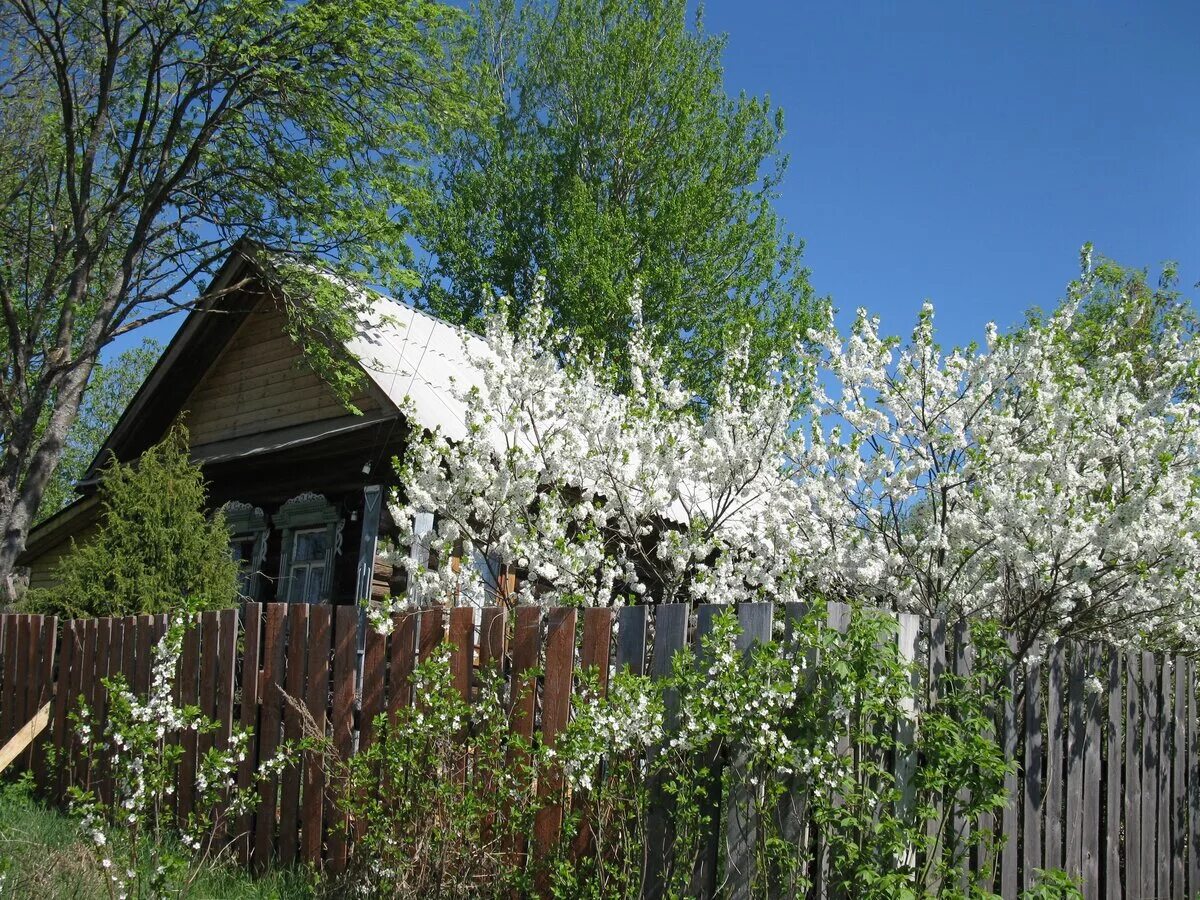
<box><xmin>416</xmin><ymin>0</ymin><xmax>819</xmax><ymax>400</ymax></box>
<box><xmin>37</xmin><ymin>340</ymin><xmax>160</xmax><ymax>522</ymax></box>
<box><xmin>0</xmin><ymin>0</ymin><xmax>472</xmax><ymax>593</ymax></box>
<box><xmin>27</xmin><ymin>426</ymin><xmax>239</xmax><ymax>618</ymax></box>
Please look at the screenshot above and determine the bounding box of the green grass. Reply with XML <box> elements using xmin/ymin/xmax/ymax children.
<box><xmin>0</xmin><ymin>777</ymin><xmax>318</xmax><ymax>899</ymax></box>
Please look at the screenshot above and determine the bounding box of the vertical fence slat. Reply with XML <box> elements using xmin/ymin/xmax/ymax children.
<box><xmin>506</xmin><ymin>605</ymin><xmax>543</xmax><ymax>874</ymax></box>
<box><xmin>51</xmin><ymin>621</ymin><xmax>78</xmax><ymax>800</ymax></box>
<box><xmin>197</xmin><ymin>612</ymin><xmax>221</xmax><ymax>762</ymax></box>
<box><xmin>278</xmin><ymin>604</ymin><xmax>308</xmax><ymax>866</ymax></box>
<box><xmin>1065</xmin><ymin>642</ymin><xmax>1085</xmax><ymax>879</ymax></box>
<box><xmin>1140</xmin><ymin>652</ymin><xmax>1158</xmax><ymax>900</ymax></box>
<box><xmin>1124</xmin><ymin>651</ymin><xmax>1142</xmax><ymax>899</ymax></box>
<box><xmin>925</xmin><ymin>615</ymin><xmax>948</xmax><ymax>890</ymax></box>
<box><xmin>301</xmin><ymin>604</ymin><xmax>331</xmax><ymax>867</ymax></box>
<box><xmin>22</xmin><ymin>616</ymin><xmax>41</xmax><ymax>773</ymax></box>
<box><xmin>387</xmin><ymin>612</ymin><xmax>417</xmax><ymax>716</ymax></box>
<box><xmin>645</xmin><ymin>603</ymin><xmax>689</xmax><ymax>900</ymax></box>
<box><xmin>1173</xmin><ymin>655</ymin><xmax>1186</xmax><ymax>900</ymax></box>
<box><xmin>235</xmin><ymin>604</ymin><xmax>262</xmax><ymax>866</ymax></box>
<box><xmin>31</xmin><ymin>615</ymin><xmax>57</xmax><ymax>786</ymax></box>
<box><xmin>1082</xmin><ymin>643</ymin><xmax>1101</xmax><ymax>899</ymax></box>
<box><xmin>478</xmin><ymin>606</ymin><xmax>508</xmax><ymax>848</ymax></box>
<box><xmin>1156</xmin><ymin>658</ymin><xmax>1171</xmax><ymax>900</ymax></box>
<box><xmin>572</xmin><ymin>607</ymin><xmax>614</xmax><ymax>861</ymax></box>
<box><xmin>1</xmin><ymin>614</ymin><xmax>18</xmax><ymax>743</ymax></box>
<box><xmin>214</xmin><ymin>609</ymin><xmax>238</xmax><ymax>753</ymax></box>
<box><xmin>1022</xmin><ymin>643</ymin><xmax>1043</xmax><ymax>893</ymax></box>
<box><xmin>16</xmin><ymin>616</ymin><xmax>31</xmax><ymax>748</ymax></box>
<box><xmin>418</xmin><ymin>606</ymin><xmax>445</xmax><ymax>663</ymax></box>
<box><xmin>533</xmin><ymin>606</ymin><xmax>577</xmax><ymax>885</ymax></box>
<box><xmin>448</xmin><ymin>606</ymin><xmax>474</xmax><ymax>788</ymax></box>
<box><xmin>998</xmin><ymin>637</ymin><xmax>1019</xmax><ymax>898</ymax></box>
<box><xmin>950</xmin><ymin>621</ymin><xmax>973</xmax><ymax>886</ymax></box>
<box><xmin>326</xmin><ymin>604</ymin><xmax>358</xmax><ymax>875</ymax></box>
<box><xmin>615</xmin><ymin>604</ymin><xmax>648</xmax><ymax>676</ymax></box>
<box><xmin>1188</xmin><ymin>659</ymin><xmax>1198</xmax><ymax>900</ymax></box>
<box><xmin>1044</xmin><ymin>643</ymin><xmax>1065</xmax><ymax>872</ymax></box>
<box><xmin>133</xmin><ymin>614</ymin><xmax>152</xmax><ymax>698</ymax></box>
<box><xmin>1105</xmin><ymin>649</ymin><xmax>1123</xmax><ymax>900</ymax></box>
<box><xmin>253</xmin><ymin>603</ymin><xmax>286</xmax><ymax>869</ymax></box>
<box><xmin>177</xmin><ymin>617</ymin><xmax>201</xmax><ymax>824</ymax></box>
<box><xmin>727</xmin><ymin>603</ymin><xmax>773</xmax><ymax>900</ymax></box>
<box><xmin>689</xmin><ymin>603</ymin><xmax>725</xmax><ymax>900</ymax></box>
<box><xmin>360</xmin><ymin>613</ymin><xmax>388</xmax><ymax>751</ymax></box>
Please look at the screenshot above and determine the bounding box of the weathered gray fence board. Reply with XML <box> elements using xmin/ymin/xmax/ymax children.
<box><xmin>1124</xmin><ymin>651</ymin><xmax>1142</xmax><ymax>899</ymax></box>
<box><xmin>689</xmin><ymin>603</ymin><xmax>723</xmax><ymax>900</ymax></box>
<box><xmin>1065</xmin><ymin>642</ymin><xmax>1085</xmax><ymax>878</ymax></box>
<box><xmin>645</xmin><ymin>603</ymin><xmax>689</xmax><ymax>900</ymax></box>
<box><xmin>1172</xmin><ymin>656</ymin><xmax>1186</xmax><ymax>900</ymax></box>
<box><xmin>998</xmin><ymin>637</ymin><xmax>1019</xmax><ymax>898</ymax></box>
<box><xmin>1105</xmin><ymin>650</ymin><xmax>1122</xmax><ymax>900</ymax></box>
<box><xmin>615</xmin><ymin>604</ymin><xmax>648</xmax><ymax>676</ymax></box>
<box><xmin>1044</xmin><ymin>643</ymin><xmax>1065</xmax><ymax>872</ymax></box>
<box><xmin>1022</xmin><ymin>645</ymin><xmax>1044</xmax><ymax>893</ymax></box>
<box><xmin>1082</xmin><ymin>643</ymin><xmax>1101</xmax><ymax>899</ymax></box>
<box><xmin>1140</xmin><ymin>652</ymin><xmax>1158</xmax><ymax>900</ymax></box>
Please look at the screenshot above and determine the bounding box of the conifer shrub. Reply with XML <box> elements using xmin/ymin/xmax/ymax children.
<box><xmin>28</xmin><ymin>425</ymin><xmax>238</xmax><ymax>618</ymax></box>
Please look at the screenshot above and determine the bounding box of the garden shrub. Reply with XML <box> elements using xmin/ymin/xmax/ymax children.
<box><xmin>28</xmin><ymin>424</ymin><xmax>239</xmax><ymax>619</ymax></box>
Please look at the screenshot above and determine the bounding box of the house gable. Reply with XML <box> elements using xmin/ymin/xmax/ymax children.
<box><xmin>181</xmin><ymin>296</ymin><xmax>380</xmax><ymax>448</ymax></box>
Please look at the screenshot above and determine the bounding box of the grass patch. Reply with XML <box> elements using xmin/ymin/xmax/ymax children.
<box><xmin>0</xmin><ymin>776</ymin><xmax>317</xmax><ymax>899</ymax></box>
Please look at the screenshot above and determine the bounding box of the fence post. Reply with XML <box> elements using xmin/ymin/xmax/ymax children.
<box><xmin>644</xmin><ymin>603</ymin><xmax>688</xmax><ymax>900</ymax></box>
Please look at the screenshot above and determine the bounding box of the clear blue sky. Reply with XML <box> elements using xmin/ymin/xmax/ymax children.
<box><xmin>112</xmin><ymin>1</ymin><xmax>1198</xmax><ymax>360</ymax></box>
<box><xmin>705</xmin><ymin>0</ymin><xmax>1200</xmax><ymax>348</ymax></box>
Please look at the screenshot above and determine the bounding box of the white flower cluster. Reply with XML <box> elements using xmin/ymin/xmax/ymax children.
<box><xmin>395</xmin><ymin>259</ymin><xmax>1200</xmax><ymax>646</ymax></box>
<box><xmin>560</xmin><ymin>677</ymin><xmax>664</xmax><ymax>791</ymax></box>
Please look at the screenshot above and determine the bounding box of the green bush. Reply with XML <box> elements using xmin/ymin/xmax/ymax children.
<box><xmin>27</xmin><ymin>424</ymin><xmax>238</xmax><ymax>618</ymax></box>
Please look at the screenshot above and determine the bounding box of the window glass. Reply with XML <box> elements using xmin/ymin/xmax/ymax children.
<box><xmin>230</xmin><ymin>535</ymin><xmax>257</xmax><ymax>596</ymax></box>
<box><xmin>294</xmin><ymin>529</ymin><xmax>329</xmax><ymax>562</ymax></box>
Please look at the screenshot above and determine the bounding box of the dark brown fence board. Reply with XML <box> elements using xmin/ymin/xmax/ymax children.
<box><xmin>1</xmin><ymin>613</ymin><xmax>18</xmax><ymax>741</ymax></box>
<box><xmin>533</xmin><ymin>606</ymin><xmax>577</xmax><ymax>881</ymax></box>
<box><xmin>448</xmin><ymin>606</ymin><xmax>473</xmax><ymax>704</ymax></box>
<box><xmin>571</xmin><ymin>607</ymin><xmax>613</xmax><ymax>863</ymax></box>
<box><xmin>31</xmin><ymin>615</ymin><xmax>56</xmax><ymax>783</ymax></box>
<box><xmin>198</xmin><ymin>612</ymin><xmax>220</xmax><ymax>760</ymax></box>
<box><xmin>1044</xmin><ymin>642</ymin><xmax>1065</xmax><ymax>871</ymax></box>
<box><xmin>1105</xmin><ymin>650</ymin><xmax>1122</xmax><ymax>900</ymax></box>
<box><xmin>418</xmin><ymin>606</ymin><xmax>445</xmax><ymax>663</ymax></box>
<box><xmin>253</xmin><ymin>602</ymin><xmax>286</xmax><ymax>868</ymax></box>
<box><xmin>326</xmin><ymin>605</ymin><xmax>358</xmax><ymax>875</ymax></box>
<box><xmin>235</xmin><ymin>603</ymin><xmax>263</xmax><ymax>866</ymax></box>
<box><xmin>360</xmin><ymin>614</ymin><xmax>387</xmax><ymax>750</ymax></box>
<box><xmin>387</xmin><ymin>612</ymin><xmax>417</xmax><ymax>716</ymax></box>
<box><xmin>925</xmin><ymin>614</ymin><xmax>948</xmax><ymax>889</ymax></box>
<box><xmin>177</xmin><ymin>618</ymin><xmax>201</xmax><ymax>823</ymax></box>
<box><xmin>278</xmin><ymin>604</ymin><xmax>308</xmax><ymax>866</ymax></box>
<box><xmin>301</xmin><ymin>604</ymin><xmax>331</xmax><ymax>867</ymax></box>
<box><xmin>214</xmin><ymin>609</ymin><xmax>237</xmax><ymax>752</ymax></box>
<box><xmin>506</xmin><ymin>605</ymin><xmax>542</xmax><ymax>871</ymax></box>
<box><xmin>479</xmin><ymin>607</ymin><xmax>507</xmax><ymax>674</ymax></box>
<box><xmin>50</xmin><ymin>621</ymin><xmax>78</xmax><ymax>800</ymax></box>
<box><xmin>78</xmin><ymin>618</ymin><xmax>98</xmax><ymax>790</ymax></box>
<box><xmin>133</xmin><ymin>615</ymin><xmax>152</xmax><ymax>698</ymax></box>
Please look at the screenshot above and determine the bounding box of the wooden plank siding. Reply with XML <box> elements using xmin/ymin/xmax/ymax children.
<box><xmin>180</xmin><ymin>300</ymin><xmax>377</xmax><ymax>447</ymax></box>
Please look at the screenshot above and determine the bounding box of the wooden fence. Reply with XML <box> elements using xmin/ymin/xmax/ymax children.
<box><xmin>1</xmin><ymin>601</ymin><xmax>1198</xmax><ymax>898</ymax></box>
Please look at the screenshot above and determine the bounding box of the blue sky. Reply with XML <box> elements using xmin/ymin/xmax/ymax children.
<box><xmin>113</xmin><ymin>1</ymin><xmax>1198</xmax><ymax>360</ymax></box>
<box><xmin>705</xmin><ymin>0</ymin><xmax>1200</xmax><ymax>348</ymax></box>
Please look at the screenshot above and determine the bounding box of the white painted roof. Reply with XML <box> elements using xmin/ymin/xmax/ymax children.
<box><xmin>347</xmin><ymin>293</ymin><xmax>487</xmax><ymax>442</ymax></box>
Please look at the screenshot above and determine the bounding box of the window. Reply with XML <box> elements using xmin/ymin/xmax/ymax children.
<box><xmin>274</xmin><ymin>492</ymin><xmax>343</xmax><ymax>604</ymax></box>
<box><xmin>230</xmin><ymin>535</ymin><xmax>259</xmax><ymax>597</ymax></box>
<box><xmin>289</xmin><ymin>528</ymin><xmax>331</xmax><ymax>603</ymax></box>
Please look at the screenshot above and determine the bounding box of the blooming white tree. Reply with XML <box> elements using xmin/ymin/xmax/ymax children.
<box><xmin>389</xmin><ymin>252</ymin><xmax>1200</xmax><ymax>648</ymax></box>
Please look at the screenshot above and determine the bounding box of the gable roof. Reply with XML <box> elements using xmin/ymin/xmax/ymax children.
<box><xmin>86</xmin><ymin>245</ymin><xmax>485</xmax><ymax>480</ymax></box>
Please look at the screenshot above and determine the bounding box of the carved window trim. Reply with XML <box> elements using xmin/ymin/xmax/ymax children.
<box><xmin>222</xmin><ymin>501</ymin><xmax>269</xmax><ymax>600</ymax></box>
<box><xmin>274</xmin><ymin>492</ymin><xmax>343</xmax><ymax>603</ymax></box>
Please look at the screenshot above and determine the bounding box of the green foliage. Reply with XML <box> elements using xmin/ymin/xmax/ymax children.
<box><xmin>1018</xmin><ymin>868</ymin><xmax>1085</xmax><ymax>900</ymax></box>
<box><xmin>0</xmin><ymin>750</ymin><xmax>312</xmax><ymax>898</ymax></box>
<box><xmin>0</xmin><ymin>0</ymin><xmax>472</xmax><ymax>567</ymax></box>
<box><xmin>37</xmin><ymin>340</ymin><xmax>160</xmax><ymax>522</ymax></box>
<box><xmin>416</xmin><ymin>0</ymin><xmax>820</xmax><ymax>401</ymax></box>
<box><xmin>328</xmin><ymin>646</ymin><xmax>544</xmax><ymax>897</ymax></box>
<box><xmin>28</xmin><ymin>426</ymin><xmax>238</xmax><ymax>618</ymax></box>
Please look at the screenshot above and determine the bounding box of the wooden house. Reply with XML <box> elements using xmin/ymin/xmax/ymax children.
<box><xmin>18</xmin><ymin>246</ymin><xmax>486</xmax><ymax>607</ymax></box>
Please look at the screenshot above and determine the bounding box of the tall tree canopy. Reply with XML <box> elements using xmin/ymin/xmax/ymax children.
<box><xmin>415</xmin><ymin>0</ymin><xmax>819</xmax><ymax>399</ymax></box>
<box><xmin>0</xmin><ymin>0</ymin><xmax>470</xmax><ymax>590</ymax></box>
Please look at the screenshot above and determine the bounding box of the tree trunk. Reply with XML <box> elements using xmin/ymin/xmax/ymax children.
<box><xmin>0</xmin><ymin>356</ymin><xmax>96</xmax><ymax>601</ymax></box>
